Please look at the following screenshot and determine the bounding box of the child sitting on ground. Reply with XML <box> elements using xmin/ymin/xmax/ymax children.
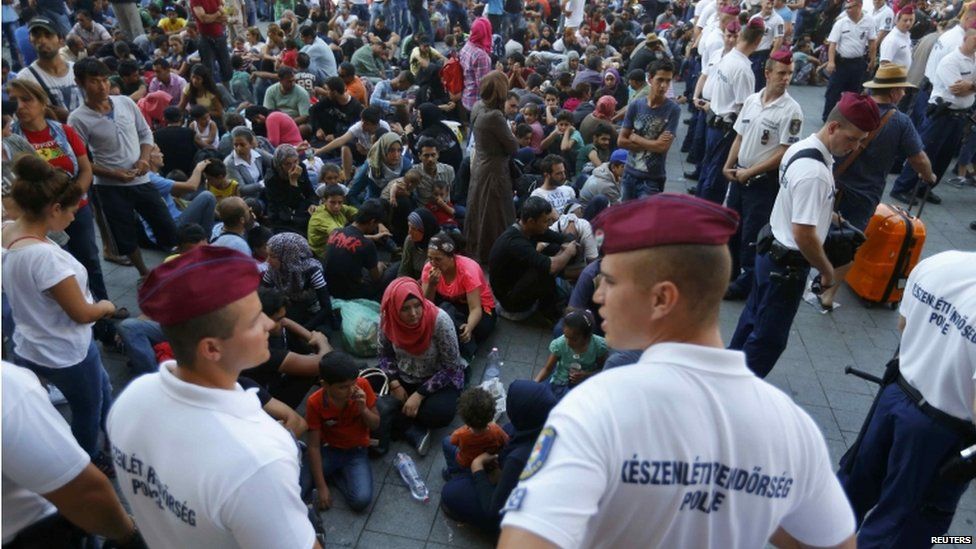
<box><xmin>203</xmin><ymin>159</ymin><xmax>240</xmax><ymax>203</ymax></box>
<box><xmin>443</xmin><ymin>387</ymin><xmax>509</xmax><ymax>478</ymax></box>
<box><xmin>308</xmin><ymin>183</ymin><xmax>359</xmax><ymax>257</ymax></box>
<box><xmin>535</xmin><ymin>309</ymin><xmax>608</xmax><ymax>399</ymax></box>
<box><xmin>306</xmin><ymin>352</ymin><xmax>380</xmax><ymax>512</ymax></box>
<box><xmin>425</xmin><ymin>179</ymin><xmax>459</xmax><ymax>231</ymax></box>
<box><xmin>189</xmin><ymin>104</ymin><xmax>218</xmax><ymax>149</ymax></box>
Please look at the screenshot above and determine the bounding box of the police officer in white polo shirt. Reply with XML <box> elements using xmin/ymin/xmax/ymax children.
<box><xmin>879</xmin><ymin>6</ymin><xmax>915</xmax><ymax>70</ymax></box>
<box><xmin>890</xmin><ymin>22</ymin><xmax>976</xmax><ymax>205</ymax></box>
<box><xmin>730</xmin><ymin>93</ymin><xmax>880</xmax><ymax>378</ymax></box>
<box><xmin>722</xmin><ymin>49</ymin><xmax>803</xmax><ymax>301</ymax></box>
<box><xmin>870</xmin><ymin>0</ymin><xmax>895</xmax><ymax>45</ymax></box>
<box><xmin>696</xmin><ymin>18</ymin><xmax>765</xmax><ymax>204</ymax></box>
<box><xmin>914</xmin><ymin>2</ymin><xmax>976</xmax><ymax>126</ymax></box>
<box><xmin>749</xmin><ymin>0</ymin><xmax>785</xmax><ymax>90</ymax></box>
<box><xmin>497</xmin><ymin>193</ymin><xmax>857</xmax><ymax>549</ymax></box>
<box><xmin>107</xmin><ymin>246</ymin><xmax>320</xmax><ymax>549</ymax></box>
<box><xmin>838</xmin><ymin>251</ymin><xmax>976</xmax><ymax>547</ymax></box>
<box><xmin>822</xmin><ymin>0</ymin><xmax>879</xmax><ymax>120</ymax></box>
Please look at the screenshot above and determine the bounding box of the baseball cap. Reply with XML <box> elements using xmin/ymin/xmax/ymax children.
<box><xmin>28</xmin><ymin>17</ymin><xmax>62</xmax><ymax>37</ymax></box>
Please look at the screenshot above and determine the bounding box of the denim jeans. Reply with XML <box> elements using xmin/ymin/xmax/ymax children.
<box><xmin>18</xmin><ymin>340</ymin><xmax>113</xmax><ymax>458</ymax></box>
<box><xmin>441</xmin><ymin>436</ymin><xmax>463</xmax><ymax>476</ymax></box>
<box><xmin>197</xmin><ymin>33</ymin><xmax>233</xmax><ymax>83</ymax></box>
<box><xmin>64</xmin><ymin>203</ymin><xmax>108</xmax><ymax>302</ymax></box>
<box><xmin>620</xmin><ymin>171</ymin><xmax>664</xmax><ymax>201</ymax></box>
<box><xmin>176</xmin><ymin>190</ymin><xmax>217</xmax><ymax>236</ymax></box>
<box><xmin>117</xmin><ymin>318</ymin><xmax>166</xmax><ymax>376</ymax></box>
<box><xmin>320</xmin><ymin>446</ymin><xmax>373</xmax><ymax>512</ymax></box>
<box><xmin>410</xmin><ymin>8</ymin><xmax>434</xmax><ymax>40</ymax></box>
<box><xmin>2</xmin><ymin>22</ymin><xmax>23</xmax><ymax>70</ymax></box>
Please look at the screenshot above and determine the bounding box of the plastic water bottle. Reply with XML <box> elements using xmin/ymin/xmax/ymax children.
<box><xmin>394</xmin><ymin>452</ymin><xmax>429</xmax><ymax>502</ymax></box>
<box><xmin>484</xmin><ymin>347</ymin><xmax>502</xmax><ymax>381</ymax></box>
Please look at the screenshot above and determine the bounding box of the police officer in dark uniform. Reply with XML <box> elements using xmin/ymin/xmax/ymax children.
<box><xmin>822</xmin><ymin>0</ymin><xmax>878</xmax><ymax>121</ymax></box>
<box><xmin>730</xmin><ymin>93</ymin><xmax>880</xmax><ymax>378</ymax></box>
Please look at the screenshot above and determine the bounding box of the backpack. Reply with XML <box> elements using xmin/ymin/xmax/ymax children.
<box><xmin>440</xmin><ymin>56</ymin><xmax>464</xmax><ymax>95</ymax></box>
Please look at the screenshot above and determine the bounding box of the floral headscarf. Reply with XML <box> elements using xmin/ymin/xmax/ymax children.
<box><xmin>266</xmin><ymin>232</ymin><xmax>321</xmax><ymax>298</ymax></box>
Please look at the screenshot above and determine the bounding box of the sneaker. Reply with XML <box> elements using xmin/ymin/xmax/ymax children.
<box><xmin>416</xmin><ymin>429</ymin><xmax>431</xmax><ymax>457</ymax></box>
<box><xmin>683</xmin><ymin>171</ymin><xmax>700</xmax><ymax>181</ymax></box>
<box><xmin>921</xmin><ymin>189</ymin><xmax>942</xmax><ymax>205</ymax></box>
<box><xmin>48</xmin><ymin>385</ymin><xmax>68</xmax><ymax>405</ymax></box>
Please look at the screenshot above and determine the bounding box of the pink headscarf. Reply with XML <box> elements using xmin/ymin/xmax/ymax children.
<box><xmin>137</xmin><ymin>91</ymin><xmax>172</xmax><ymax>128</ymax></box>
<box><xmin>470</xmin><ymin>17</ymin><xmax>493</xmax><ymax>53</ymax></box>
<box><xmin>594</xmin><ymin>95</ymin><xmax>618</xmax><ymax>120</ymax></box>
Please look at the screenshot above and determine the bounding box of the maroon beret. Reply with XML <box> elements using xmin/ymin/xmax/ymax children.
<box><xmin>837</xmin><ymin>92</ymin><xmax>881</xmax><ymax>132</ymax></box>
<box><xmin>138</xmin><ymin>246</ymin><xmax>262</xmax><ymax>326</ymax></box>
<box><xmin>747</xmin><ymin>17</ymin><xmax>765</xmax><ymax>29</ymax></box>
<box><xmin>897</xmin><ymin>5</ymin><xmax>915</xmax><ymax>15</ymax></box>
<box><xmin>720</xmin><ymin>4</ymin><xmax>741</xmax><ymax>15</ymax></box>
<box><xmin>592</xmin><ymin>193</ymin><xmax>740</xmax><ymax>254</ymax></box>
<box><xmin>770</xmin><ymin>49</ymin><xmax>793</xmax><ymax>64</ymax></box>
<box><xmin>725</xmin><ymin>20</ymin><xmax>742</xmax><ymax>32</ymax></box>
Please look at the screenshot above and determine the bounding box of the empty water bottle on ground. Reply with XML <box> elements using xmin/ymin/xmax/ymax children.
<box><xmin>394</xmin><ymin>452</ymin><xmax>429</xmax><ymax>502</ymax></box>
<box><xmin>484</xmin><ymin>347</ymin><xmax>502</xmax><ymax>381</ymax></box>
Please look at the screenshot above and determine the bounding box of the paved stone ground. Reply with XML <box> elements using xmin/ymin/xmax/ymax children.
<box><xmin>89</xmin><ymin>83</ymin><xmax>976</xmax><ymax>548</ymax></box>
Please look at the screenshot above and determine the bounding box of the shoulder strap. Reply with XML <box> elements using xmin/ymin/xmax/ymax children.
<box><xmin>782</xmin><ymin>147</ymin><xmax>827</xmax><ymax>175</ymax></box>
<box><xmin>26</xmin><ymin>66</ymin><xmax>58</xmax><ymax>106</ymax></box>
<box><xmin>833</xmin><ymin>107</ymin><xmax>897</xmax><ymax>180</ymax></box>
<box><xmin>6</xmin><ymin>235</ymin><xmax>49</xmax><ymax>248</ymax></box>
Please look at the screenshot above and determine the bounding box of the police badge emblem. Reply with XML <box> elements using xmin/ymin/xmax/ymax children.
<box><xmin>761</xmin><ymin>129</ymin><xmax>770</xmax><ymax>145</ymax></box>
<box><xmin>789</xmin><ymin>119</ymin><xmax>802</xmax><ymax>136</ymax></box>
<box><xmin>520</xmin><ymin>427</ymin><xmax>557</xmax><ymax>480</ymax></box>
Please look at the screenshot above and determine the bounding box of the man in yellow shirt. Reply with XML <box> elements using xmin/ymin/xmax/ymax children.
<box><xmin>159</xmin><ymin>7</ymin><xmax>187</xmax><ymax>35</ymax></box>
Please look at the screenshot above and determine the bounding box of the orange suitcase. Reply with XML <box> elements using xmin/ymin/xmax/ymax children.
<box><xmin>845</xmin><ymin>196</ymin><xmax>926</xmax><ymax>307</ymax></box>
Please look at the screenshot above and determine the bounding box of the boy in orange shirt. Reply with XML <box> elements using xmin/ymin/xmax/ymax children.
<box><xmin>442</xmin><ymin>387</ymin><xmax>510</xmax><ymax>479</ymax></box>
<box><xmin>306</xmin><ymin>352</ymin><xmax>380</xmax><ymax>512</ymax></box>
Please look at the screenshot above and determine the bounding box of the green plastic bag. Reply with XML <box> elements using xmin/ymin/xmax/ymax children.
<box><xmin>333</xmin><ymin>298</ymin><xmax>381</xmax><ymax>357</ymax></box>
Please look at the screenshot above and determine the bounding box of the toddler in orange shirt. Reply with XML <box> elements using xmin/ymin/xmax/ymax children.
<box><xmin>443</xmin><ymin>387</ymin><xmax>509</xmax><ymax>479</ymax></box>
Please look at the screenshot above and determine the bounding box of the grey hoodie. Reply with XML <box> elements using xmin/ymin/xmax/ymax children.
<box><xmin>580</xmin><ymin>162</ymin><xmax>621</xmax><ymax>206</ymax></box>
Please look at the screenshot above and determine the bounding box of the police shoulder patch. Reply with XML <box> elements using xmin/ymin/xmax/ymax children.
<box><xmin>789</xmin><ymin>118</ymin><xmax>802</xmax><ymax>136</ymax></box>
<box><xmin>502</xmin><ymin>487</ymin><xmax>527</xmax><ymax>513</ymax></box>
<box><xmin>520</xmin><ymin>427</ymin><xmax>557</xmax><ymax>481</ymax></box>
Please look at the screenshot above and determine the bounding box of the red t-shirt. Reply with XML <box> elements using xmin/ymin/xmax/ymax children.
<box><xmin>305</xmin><ymin>378</ymin><xmax>377</xmax><ymax>450</ymax></box>
<box><xmin>190</xmin><ymin>0</ymin><xmax>224</xmax><ymax>37</ymax></box>
<box><xmin>21</xmin><ymin>124</ymin><xmax>89</xmax><ymax>208</ymax></box>
<box><xmin>421</xmin><ymin>254</ymin><xmax>496</xmax><ymax>313</ymax></box>
<box><xmin>450</xmin><ymin>423</ymin><xmax>509</xmax><ymax>468</ymax></box>
<box><xmin>425</xmin><ymin>201</ymin><xmax>455</xmax><ymax>227</ymax></box>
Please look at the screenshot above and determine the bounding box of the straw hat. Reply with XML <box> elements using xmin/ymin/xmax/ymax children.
<box><xmin>862</xmin><ymin>63</ymin><xmax>916</xmax><ymax>89</ymax></box>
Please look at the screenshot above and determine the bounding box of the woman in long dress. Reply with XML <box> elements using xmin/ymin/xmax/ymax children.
<box><xmin>463</xmin><ymin>71</ymin><xmax>519</xmax><ymax>265</ymax></box>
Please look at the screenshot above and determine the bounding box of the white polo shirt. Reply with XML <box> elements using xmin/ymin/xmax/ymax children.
<box><xmin>930</xmin><ymin>47</ymin><xmax>976</xmax><ymax>110</ymax></box>
<box><xmin>879</xmin><ymin>27</ymin><xmax>912</xmax><ymax>68</ymax></box>
<box><xmin>699</xmin><ymin>26</ymin><xmax>726</xmax><ymax>73</ymax></box>
<box><xmin>924</xmin><ymin>25</ymin><xmax>963</xmax><ymax>82</ymax></box>
<box><xmin>702</xmin><ymin>49</ymin><xmax>731</xmax><ymax>100</ymax></box>
<box><xmin>898</xmin><ymin>251</ymin><xmax>976</xmax><ymax>423</ymax></box>
<box><xmin>2</xmin><ymin>363</ymin><xmax>90</xmax><ymax>544</ymax></box>
<box><xmin>107</xmin><ymin>361</ymin><xmax>315</xmax><ymax>549</ymax></box>
<box><xmin>770</xmin><ymin>134</ymin><xmax>835</xmax><ymax>249</ymax></box>
<box><xmin>500</xmin><ymin>343</ymin><xmax>856</xmax><ymax>549</ymax></box>
<box><xmin>733</xmin><ymin>89</ymin><xmax>804</xmax><ymax>168</ymax></box>
<box><xmin>710</xmin><ymin>48</ymin><xmax>755</xmax><ymax>117</ymax></box>
<box><xmin>751</xmin><ymin>11</ymin><xmax>786</xmax><ymax>51</ymax></box>
<box><xmin>827</xmin><ymin>14</ymin><xmax>877</xmax><ymax>59</ymax></box>
<box><xmin>872</xmin><ymin>4</ymin><xmax>894</xmax><ymax>35</ymax></box>
<box><xmin>696</xmin><ymin>0</ymin><xmax>717</xmax><ymax>29</ymax></box>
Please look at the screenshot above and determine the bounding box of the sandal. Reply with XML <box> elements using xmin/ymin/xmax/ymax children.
<box><xmin>111</xmin><ymin>307</ymin><xmax>130</xmax><ymax>320</ymax></box>
<box><xmin>103</xmin><ymin>253</ymin><xmax>132</xmax><ymax>266</ymax></box>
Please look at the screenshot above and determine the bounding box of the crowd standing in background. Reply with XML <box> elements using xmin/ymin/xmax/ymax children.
<box><xmin>2</xmin><ymin>0</ymin><xmax>976</xmax><ymax>545</ymax></box>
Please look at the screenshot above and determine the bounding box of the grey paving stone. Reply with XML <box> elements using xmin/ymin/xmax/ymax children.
<box><xmin>356</xmin><ymin>531</ymin><xmax>428</xmax><ymax>549</ymax></box>
<box><xmin>427</xmin><ymin>508</ymin><xmax>495</xmax><ymax>548</ymax></box>
<box><xmin>364</xmin><ymin>483</ymin><xmax>439</xmax><ymax>540</ymax></box>
<box><xmin>800</xmin><ymin>405</ymin><xmax>843</xmax><ymax>443</ymax></box>
<box><xmin>320</xmin><ymin>507</ymin><xmax>369</xmax><ymax>548</ymax></box>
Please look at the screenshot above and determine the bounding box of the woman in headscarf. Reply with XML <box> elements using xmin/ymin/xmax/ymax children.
<box><xmin>598</xmin><ymin>67</ymin><xmax>629</xmax><ymax>106</ymax></box>
<box><xmin>364</xmin><ymin>132</ymin><xmax>413</xmax><ymax>201</ymax></box>
<box><xmin>460</xmin><ymin>17</ymin><xmax>493</xmax><ymax>114</ymax></box>
<box><xmin>377</xmin><ymin>277</ymin><xmax>464</xmax><ymax>455</ymax></box>
<box><xmin>265</xmin><ymin>144</ymin><xmax>316</xmax><ymax>234</ymax></box>
<box><xmin>136</xmin><ymin>90</ymin><xmax>173</xmax><ymax>130</ymax></box>
<box><xmin>412</xmin><ymin>103</ymin><xmax>463</xmax><ymax>173</ymax></box>
<box><xmin>579</xmin><ymin>94</ymin><xmax>618</xmax><ymax>145</ymax></box>
<box><xmin>398</xmin><ymin>208</ymin><xmax>440</xmax><ymax>280</ymax></box>
<box><xmin>553</xmin><ymin>49</ymin><xmax>580</xmax><ymax>74</ymax></box>
<box><xmin>440</xmin><ymin>380</ymin><xmax>557</xmax><ymax>534</ymax></box>
<box><xmin>261</xmin><ymin>232</ymin><xmax>336</xmax><ymax>329</ymax></box>
<box><xmin>464</xmin><ymin>71</ymin><xmax>518</xmax><ymax>265</ymax></box>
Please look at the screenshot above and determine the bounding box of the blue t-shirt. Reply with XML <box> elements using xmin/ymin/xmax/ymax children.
<box><xmin>775</xmin><ymin>6</ymin><xmax>795</xmax><ymax>24</ymax></box>
<box><xmin>621</xmin><ymin>98</ymin><xmax>681</xmax><ymax>180</ymax></box>
<box><xmin>486</xmin><ymin>0</ymin><xmax>504</xmax><ymax>15</ymax></box>
<box><xmin>835</xmin><ymin>104</ymin><xmax>922</xmax><ymax>205</ymax></box>
<box><xmin>14</xmin><ymin>26</ymin><xmax>37</xmax><ymax>66</ymax></box>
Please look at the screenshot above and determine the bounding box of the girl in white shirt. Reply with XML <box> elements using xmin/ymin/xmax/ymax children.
<box><xmin>1</xmin><ymin>155</ymin><xmax>117</xmax><ymax>459</ymax></box>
